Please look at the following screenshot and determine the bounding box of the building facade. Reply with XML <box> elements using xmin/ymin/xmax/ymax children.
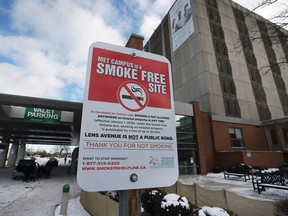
<box><xmin>144</xmin><ymin>0</ymin><xmax>288</xmax><ymax>173</ymax></box>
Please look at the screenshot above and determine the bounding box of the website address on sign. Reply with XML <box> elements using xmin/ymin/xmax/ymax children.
<box><xmin>82</xmin><ymin>166</ymin><xmax>146</xmax><ymax>170</ymax></box>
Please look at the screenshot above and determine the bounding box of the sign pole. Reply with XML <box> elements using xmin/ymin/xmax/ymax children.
<box><xmin>119</xmin><ymin>190</ymin><xmax>141</xmax><ymax>216</ymax></box>
<box><xmin>118</xmin><ymin>41</ymin><xmax>142</xmax><ymax>216</ymax></box>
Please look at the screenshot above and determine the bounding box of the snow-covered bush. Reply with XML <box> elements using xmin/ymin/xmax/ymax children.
<box><xmin>160</xmin><ymin>193</ymin><xmax>195</xmax><ymax>216</ymax></box>
<box><xmin>198</xmin><ymin>206</ymin><xmax>230</xmax><ymax>216</ymax></box>
<box><xmin>141</xmin><ymin>189</ymin><xmax>197</xmax><ymax>216</ymax></box>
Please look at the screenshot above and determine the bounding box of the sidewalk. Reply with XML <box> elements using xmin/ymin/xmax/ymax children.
<box><xmin>0</xmin><ymin>161</ymin><xmax>81</xmax><ymax>216</ymax></box>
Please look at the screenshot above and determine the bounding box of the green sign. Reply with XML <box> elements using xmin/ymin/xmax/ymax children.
<box><xmin>24</xmin><ymin>108</ymin><xmax>61</xmax><ymax>124</ymax></box>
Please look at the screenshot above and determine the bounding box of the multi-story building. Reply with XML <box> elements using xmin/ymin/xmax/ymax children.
<box><xmin>142</xmin><ymin>0</ymin><xmax>288</xmax><ymax>174</ymax></box>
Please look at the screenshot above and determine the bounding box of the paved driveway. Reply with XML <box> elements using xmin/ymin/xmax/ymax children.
<box><xmin>0</xmin><ymin>164</ymin><xmax>80</xmax><ymax>216</ymax></box>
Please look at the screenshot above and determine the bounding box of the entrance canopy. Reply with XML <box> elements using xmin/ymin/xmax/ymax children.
<box><xmin>0</xmin><ymin>93</ymin><xmax>82</xmax><ymax>146</ymax></box>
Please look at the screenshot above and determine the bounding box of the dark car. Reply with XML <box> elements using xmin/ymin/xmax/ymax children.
<box><xmin>12</xmin><ymin>159</ymin><xmax>40</xmax><ymax>181</ymax></box>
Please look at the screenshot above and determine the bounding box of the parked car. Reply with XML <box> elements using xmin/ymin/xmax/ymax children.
<box><xmin>12</xmin><ymin>159</ymin><xmax>40</xmax><ymax>181</ymax></box>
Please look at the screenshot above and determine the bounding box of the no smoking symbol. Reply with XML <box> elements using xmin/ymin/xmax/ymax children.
<box><xmin>118</xmin><ymin>82</ymin><xmax>148</xmax><ymax>112</ymax></box>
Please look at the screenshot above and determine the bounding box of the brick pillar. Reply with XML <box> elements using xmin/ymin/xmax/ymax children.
<box><xmin>125</xmin><ymin>33</ymin><xmax>144</xmax><ymax>51</ymax></box>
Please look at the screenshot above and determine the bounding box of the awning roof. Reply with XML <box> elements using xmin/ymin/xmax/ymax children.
<box><xmin>0</xmin><ymin>93</ymin><xmax>82</xmax><ymax>146</ymax></box>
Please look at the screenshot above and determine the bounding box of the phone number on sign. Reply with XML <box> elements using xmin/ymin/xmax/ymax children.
<box><xmin>82</xmin><ymin>161</ymin><xmax>120</xmax><ymax>166</ymax></box>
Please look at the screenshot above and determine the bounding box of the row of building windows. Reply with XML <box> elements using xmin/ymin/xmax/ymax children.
<box><xmin>278</xmin><ymin>30</ymin><xmax>288</xmax><ymax>63</ymax></box>
<box><xmin>163</xmin><ymin>16</ymin><xmax>172</xmax><ymax>62</ymax></box>
<box><xmin>257</xmin><ymin>20</ymin><xmax>288</xmax><ymax>115</ymax></box>
<box><xmin>207</xmin><ymin>2</ymin><xmax>241</xmax><ymax>118</ymax></box>
<box><xmin>233</xmin><ymin>8</ymin><xmax>271</xmax><ymax>120</ymax></box>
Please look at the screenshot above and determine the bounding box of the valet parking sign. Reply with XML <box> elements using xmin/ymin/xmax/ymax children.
<box><xmin>77</xmin><ymin>42</ymin><xmax>178</xmax><ymax>192</ymax></box>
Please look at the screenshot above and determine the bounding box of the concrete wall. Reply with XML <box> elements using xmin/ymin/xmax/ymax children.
<box><xmin>80</xmin><ymin>181</ymin><xmax>277</xmax><ymax>216</ymax></box>
<box><xmin>170</xmin><ymin>0</ymin><xmax>288</xmax><ymax>120</ymax></box>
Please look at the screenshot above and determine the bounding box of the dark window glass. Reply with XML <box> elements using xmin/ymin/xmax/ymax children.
<box><xmin>175</xmin><ymin>115</ymin><xmax>198</xmax><ymax>174</ymax></box>
<box><xmin>206</xmin><ymin>0</ymin><xmax>217</xmax><ymax>8</ymax></box>
<box><xmin>217</xmin><ymin>58</ymin><xmax>231</xmax><ymax>75</ymax></box>
<box><xmin>229</xmin><ymin>128</ymin><xmax>244</xmax><ymax>148</ymax></box>
<box><xmin>211</xmin><ymin>24</ymin><xmax>224</xmax><ymax>39</ymax></box>
<box><xmin>270</xmin><ymin>129</ymin><xmax>279</xmax><ymax>146</ymax></box>
<box><xmin>215</xmin><ymin>40</ymin><xmax>228</xmax><ymax>56</ymax></box>
<box><xmin>208</xmin><ymin>8</ymin><xmax>221</xmax><ymax>23</ymax></box>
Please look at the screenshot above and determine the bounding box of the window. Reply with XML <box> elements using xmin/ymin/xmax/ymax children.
<box><xmin>238</xmin><ymin>22</ymin><xmax>249</xmax><ymax>35</ymax></box>
<box><xmin>266</xmin><ymin>48</ymin><xmax>276</xmax><ymax>61</ymax></box>
<box><xmin>257</xmin><ymin>104</ymin><xmax>271</xmax><ymax>120</ymax></box>
<box><xmin>224</xmin><ymin>98</ymin><xmax>241</xmax><ymax>117</ymax></box>
<box><xmin>217</xmin><ymin>58</ymin><xmax>232</xmax><ymax>75</ymax></box>
<box><xmin>271</xmin><ymin>64</ymin><xmax>281</xmax><ymax>75</ymax></box>
<box><xmin>208</xmin><ymin>8</ymin><xmax>221</xmax><ymax>23</ymax></box>
<box><xmin>274</xmin><ymin>76</ymin><xmax>286</xmax><ymax>90</ymax></box>
<box><xmin>220</xmin><ymin>77</ymin><xmax>236</xmax><ymax>95</ymax></box>
<box><xmin>250</xmin><ymin>68</ymin><xmax>261</xmax><ymax>83</ymax></box>
<box><xmin>206</xmin><ymin>0</ymin><xmax>217</xmax><ymax>8</ymax></box>
<box><xmin>175</xmin><ymin>115</ymin><xmax>199</xmax><ymax>174</ymax></box>
<box><xmin>229</xmin><ymin>128</ymin><xmax>244</xmax><ymax>148</ymax></box>
<box><xmin>258</xmin><ymin>21</ymin><xmax>268</xmax><ymax>34</ymax></box>
<box><xmin>211</xmin><ymin>24</ymin><xmax>224</xmax><ymax>39</ymax></box>
<box><xmin>214</xmin><ymin>40</ymin><xmax>228</xmax><ymax>56</ymax></box>
<box><xmin>241</xmin><ymin>36</ymin><xmax>253</xmax><ymax>51</ymax></box>
<box><xmin>245</xmin><ymin>52</ymin><xmax>257</xmax><ymax>66</ymax></box>
<box><xmin>233</xmin><ymin>8</ymin><xmax>245</xmax><ymax>20</ymax></box>
<box><xmin>253</xmin><ymin>85</ymin><xmax>266</xmax><ymax>102</ymax></box>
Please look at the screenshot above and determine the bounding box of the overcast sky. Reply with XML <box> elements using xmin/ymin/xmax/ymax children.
<box><xmin>0</xmin><ymin>0</ymin><xmax>286</xmax><ymax>102</ymax></box>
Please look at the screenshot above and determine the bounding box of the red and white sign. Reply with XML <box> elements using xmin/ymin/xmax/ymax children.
<box><xmin>77</xmin><ymin>42</ymin><xmax>178</xmax><ymax>192</ymax></box>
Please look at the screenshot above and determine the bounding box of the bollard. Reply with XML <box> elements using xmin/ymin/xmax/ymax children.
<box><xmin>60</xmin><ymin>184</ymin><xmax>70</xmax><ymax>215</ymax></box>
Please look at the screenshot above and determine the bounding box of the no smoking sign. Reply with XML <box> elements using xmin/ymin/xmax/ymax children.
<box><xmin>118</xmin><ymin>82</ymin><xmax>148</xmax><ymax>112</ymax></box>
<box><xmin>77</xmin><ymin>42</ymin><xmax>178</xmax><ymax>192</ymax></box>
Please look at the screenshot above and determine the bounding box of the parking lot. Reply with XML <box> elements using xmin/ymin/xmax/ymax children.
<box><xmin>0</xmin><ymin>159</ymin><xmax>80</xmax><ymax>216</ymax></box>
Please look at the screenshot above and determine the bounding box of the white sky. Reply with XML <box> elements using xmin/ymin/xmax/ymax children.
<box><xmin>0</xmin><ymin>0</ymin><xmax>286</xmax><ymax>103</ymax></box>
<box><xmin>26</xmin><ymin>144</ymin><xmax>77</xmax><ymax>154</ymax></box>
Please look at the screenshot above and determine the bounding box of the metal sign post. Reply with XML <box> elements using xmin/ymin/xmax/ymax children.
<box><xmin>119</xmin><ymin>190</ymin><xmax>141</xmax><ymax>216</ymax></box>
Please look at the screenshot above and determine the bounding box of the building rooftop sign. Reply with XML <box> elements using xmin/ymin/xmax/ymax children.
<box><xmin>77</xmin><ymin>42</ymin><xmax>178</xmax><ymax>191</ymax></box>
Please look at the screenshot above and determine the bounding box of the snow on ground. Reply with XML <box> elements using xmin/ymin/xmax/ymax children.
<box><xmin>54</xmin><ymin>197</ymin><xmax>90</xmax><ymax>216</ymax></box>
<box><xmin>178</xmin><ymin>171</ymin><xmax>288</xmax><ymax>201</ymax></box>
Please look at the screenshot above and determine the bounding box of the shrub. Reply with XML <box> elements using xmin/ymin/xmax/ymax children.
<box><xmin>141</xmin><ymin>189</ymin><xmax>165</xmax><ymax>216</ymax></box>
<box><xmin>274</xmin><ymin>197</ymin><xmax>288</xmax><ymax>216</ymax></box>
